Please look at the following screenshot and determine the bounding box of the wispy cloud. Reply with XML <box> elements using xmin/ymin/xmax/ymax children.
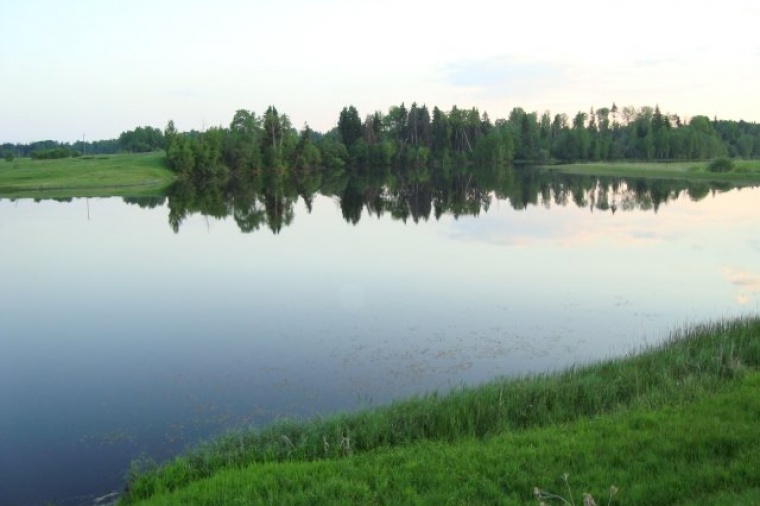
<box><xmin>444</xmin><ymin>56</ymin><xmax>562</xmax><ymax>97</ymax></box>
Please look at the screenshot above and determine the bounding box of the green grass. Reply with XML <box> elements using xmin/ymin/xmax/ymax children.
<box><xmin>547</xmin><ymin>159</ymin><xmax>760</xmax><ymax>184</ymax></box>
<box><xmin>0</xmin><ymin>152</ymin><xmax>176</xmax><ymax>198</ymax></box>
<box><xmin>121</xmin><ymin>317</ymin><xmax>760</xmax><ymax>505</ymax></box>
<box><xmin>126</xmin><ymin>372</ymin><xmax>760</xmax><ymax>505</ymax></box>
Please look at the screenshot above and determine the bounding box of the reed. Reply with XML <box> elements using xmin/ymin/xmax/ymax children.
<box><xmin>121</xmin><ymin>317</ymin><xmax>760</xmax><ymax>504</ymax></box>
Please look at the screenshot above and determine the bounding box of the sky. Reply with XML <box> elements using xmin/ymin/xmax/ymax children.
<box><xmin>2</xmin><ymin>0</ymin><xmax>759</xmax><ymax>143</ymax></box>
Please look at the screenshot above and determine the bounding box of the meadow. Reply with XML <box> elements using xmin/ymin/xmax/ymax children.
<box><xmin>0</xmin><ymin>152</ymin><xmax>175</xmax><ymax>198</ymax></box>
<box><xmin>121</xmin><ymin>317</ymin><xmax>760</xmax><ymax>505</ymax></box>
<box><xmin>548</xmin><ymin>159</ymin><xmax>760</xmax><ymax>184</ymax></box>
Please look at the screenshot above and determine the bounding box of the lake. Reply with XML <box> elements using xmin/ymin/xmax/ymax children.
<box><xmin>1</xmin><ymin>167</ymin><xmax>758</xmax><ymax>505</ymax></box>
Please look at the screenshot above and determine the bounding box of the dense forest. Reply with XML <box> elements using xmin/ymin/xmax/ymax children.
<box><xmin>161</xmin><ymin>103</ymin><xmax>760</xmax><ymax>178</ymax></box>
<box><xmin>3</xmin><ymin>103</ymin><xmax>760</xmax><ymax>169</ymax></box>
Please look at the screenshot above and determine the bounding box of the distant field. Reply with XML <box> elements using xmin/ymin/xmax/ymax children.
<box><xmin>547</xmin><ymin>159</ymin><xmax>760</xmax><ymax>183</ymax></box>
<box><xmin>0</xmin><ymin>152</ymin><xmax>176</xmax><ymax>198</ymax></box>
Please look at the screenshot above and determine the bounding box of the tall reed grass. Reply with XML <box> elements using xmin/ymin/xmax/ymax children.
<box><xmin>121</xmin><ymin>317</ymin><xmax>760</xmax><ymax>503</ymax></box>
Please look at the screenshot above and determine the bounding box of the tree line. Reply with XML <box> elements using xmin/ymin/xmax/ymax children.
<box><xmin>1</xmin><ymin>126</ymin><xmax>164</xmax><ymax>161</ymax></box>
<box><xmin>162</xmin><ymin>103</ymin><xmax>760</xmax><ymax>178</ymax></box>
<box><xmin>5</xmin><ymin>104</ymin><xmax>759</xmax><ymax>168</ymax></box>
<box><xmin>163</xmin><ymin>106</ymin><xmax>322</xmax><ymax>178</ymax></box>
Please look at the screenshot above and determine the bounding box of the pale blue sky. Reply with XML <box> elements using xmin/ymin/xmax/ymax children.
<box><xmin>2</xmin><ymin>0</ymin><xmax>759</xmax><ymax>143</ymax></box>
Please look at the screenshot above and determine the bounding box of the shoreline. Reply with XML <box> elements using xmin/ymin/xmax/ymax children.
<box><xmin>121</xmin><ymin>317</ymin><xmax>760</xmax><ymax>505</ymax></box>
<box><xmin>545</xmin><ymin>159</ymin><xmax>760</xmax><ymax>184</ymax></box>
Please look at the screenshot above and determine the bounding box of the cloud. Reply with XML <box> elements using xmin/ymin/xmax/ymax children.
<box><xmin>444</xmin><ymin>56</ymin><xmax>562</xmax><ymax>97</ymax></box>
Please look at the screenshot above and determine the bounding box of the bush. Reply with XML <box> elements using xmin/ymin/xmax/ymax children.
<box><xmin>30</xmin><ymin>147</ymin><xmax>74</xmax><ymax>160</ymax></box>
<box><xmin>707</xmin><ymin>157</ymin><xmax>734</xmax><ymax>173</ymax></box>
<box><xmin>3</xmin><ymin>150</ymin><xmax>13</xmax><ymax>162</ymax></box>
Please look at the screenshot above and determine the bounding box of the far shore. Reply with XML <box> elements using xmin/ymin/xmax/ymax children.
<box><xmin>3</xmin><ymin>153</ymin><xmax>760</xmax><ymax>200</ymax></box>
<box><xmin>544</xmin><ymin>159</ymin><xmax>760</xmax><ymax>184</ymax></box>
<box><xmin>0</xmin><ymin>152</ymin><xmax>175</xmax><ymax>198</ymax></box>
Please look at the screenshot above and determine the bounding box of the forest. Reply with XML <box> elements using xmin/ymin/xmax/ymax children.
<box><xmin>3</xmin><ymin>104</ymin><xmax>760</xmax><ymax>171</ymax></box>
<box><xmin>162</xmin><ymin>103</ymin><xmax>760</xmax><ymax>178</ymax></box>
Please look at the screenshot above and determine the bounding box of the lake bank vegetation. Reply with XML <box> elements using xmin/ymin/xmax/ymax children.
<box><xmin>121</xmin><ymin>316</ymin><xmax>760</xmax><ymax>505</ymax></box>
<box><xmin>159</xmin><ymin>103</ymin><xmax>760</xmax><ymax>180</ymax></box>
<box><xmin>8</xmin><ymin>103</ymin><xmax>758</xmax><ymax>170</ymax></box>
<box><xmin>3</xmin><ymin>103</ymin><xmax>760</xmax><ymax>197</ymax></box>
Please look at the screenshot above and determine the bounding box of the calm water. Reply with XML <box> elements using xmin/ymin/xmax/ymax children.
<box><xmin>1</xmin><ymin>169</ymin><xmax>758</xmax><ymax>505</ymax></box>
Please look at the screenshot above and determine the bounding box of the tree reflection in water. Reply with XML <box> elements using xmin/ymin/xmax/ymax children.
<box><xmin>122</xmin><ymin>164</ymin><xmax>746</xmax><ymax>234</ymax></box>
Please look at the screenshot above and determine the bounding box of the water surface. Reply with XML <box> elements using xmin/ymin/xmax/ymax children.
<box><xmin>1</xmin><ymin>170</ymin><xmax>758</xmax><ymax>505</ymax></box>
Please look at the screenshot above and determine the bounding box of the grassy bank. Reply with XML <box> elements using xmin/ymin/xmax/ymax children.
<box><xmin>121</xmin><ymin>317</ymin><xmax>760</xmax><ymax>505</ymax></box>
<box><xmin>0</xmin><ymin>152</ymin><xmax>175</xmax><ymax>198</ymax></box>
<box><xmin>547</xmin><ymin>159</ymin><xmax>760</xmax><ymax>184</ymax></box>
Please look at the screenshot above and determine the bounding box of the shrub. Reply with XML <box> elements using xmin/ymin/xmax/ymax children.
<box><xmin>707</xmin><ymin>157</ymin><xmax>734</xmax><ymax>173</ymax></box>
<box><xmin>30</xmin><ymin>147</ymin><xmax>73</xmax><ymax>160</ymax></box>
